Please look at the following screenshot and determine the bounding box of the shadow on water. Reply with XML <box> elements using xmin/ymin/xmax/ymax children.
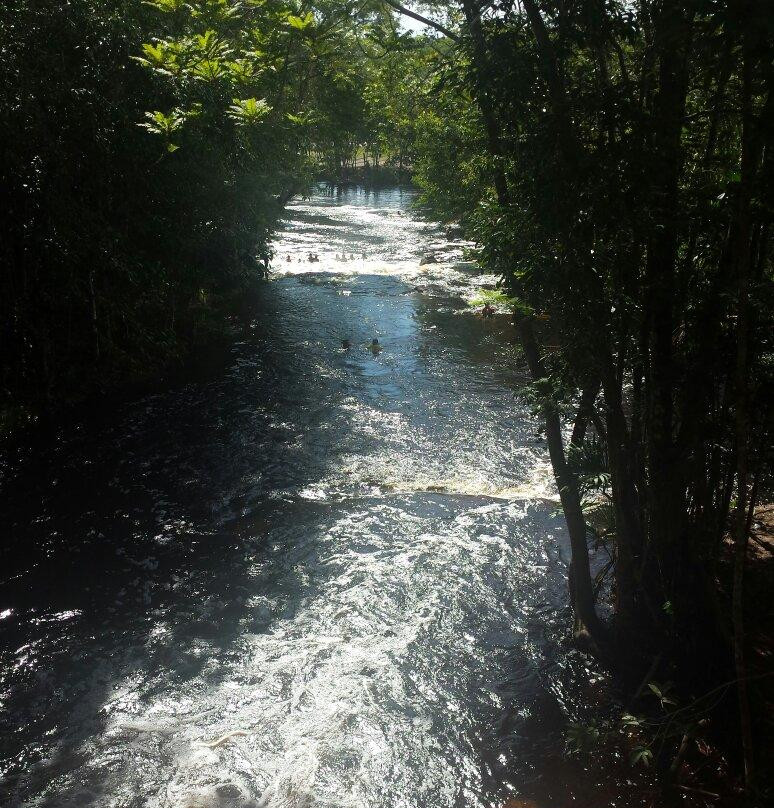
<box><xmin>412</xmin><ymin>301</ymin><xmax>528</xmax><ymax>390</ymax></box>
<box><xmin>0</xmin><ymin>280</ymin><xmax>374</xmax><ymax>800</ymax></box>
<box><xmin>0</xmin><ymin>267</ymin><xmax>450</xmax><ymax>801</ymax></box>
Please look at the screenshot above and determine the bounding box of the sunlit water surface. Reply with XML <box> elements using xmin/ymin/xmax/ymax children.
<box><xmin>0</xmin><ymin>186</ymin><xmax>624</xmax><ymax>808</ymax></box>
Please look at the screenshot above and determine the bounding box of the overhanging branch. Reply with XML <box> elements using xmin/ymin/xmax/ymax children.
<box><xmin>381</xmin><ymin>0</ymin><xmax>460</xmax><ymax>42</ymax></box>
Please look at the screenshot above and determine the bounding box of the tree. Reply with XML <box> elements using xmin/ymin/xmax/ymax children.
<box><xmin>403</xmin><ymin>0</ymin><xmax>774</xmax><ymax>784</ymax></box>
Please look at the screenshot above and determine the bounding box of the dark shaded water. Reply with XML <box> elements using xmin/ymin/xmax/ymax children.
<box><xmin>0</xmin><ymin>187</ymin><xmax>630</xmax><ymax>807</ymax></box>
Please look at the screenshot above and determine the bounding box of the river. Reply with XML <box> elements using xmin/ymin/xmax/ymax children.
<box><xmin>0</xmin><ymin>186</ymin><xmax>634</xmax><ymax>807</ymax></box>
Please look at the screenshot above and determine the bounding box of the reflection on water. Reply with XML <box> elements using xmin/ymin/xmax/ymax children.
<box><xmin>0</xmin><ymin>186</ymin><xmax>636</xmax><ymax>807</ymax></box>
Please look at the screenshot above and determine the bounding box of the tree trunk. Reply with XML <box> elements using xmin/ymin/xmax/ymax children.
<box><xmin>462</xmin><ymin>0</ymin><xmax>608</xmax><ymax>644</ymax></box>
<box><xmin>569</xmin><ymin>379</ymin><xmax>600</xmax><ymax>451</ymax></box>
<box><xmin>731</xmin><ymin>27</ymin><xmax>763</xmax><ymax>788</ymax></box>
<box><xmin>519</xmin><ymin>317</ymin><xmax>603</xmax><ymax>641</ymax></box>
<box><xmin>641</xmin><ymin>2</ymin><xmax>694</xmax><ymax>609</ymax></box>
<box><xmin>460</xmin><ymin>0</ymin><xmax>510</xmax><ymax>205</ymax></box>
<box><xmin>88</xmin><ymin>268</ymin><xmax>100</xmax><ymax>361</ymax></box>
<box><xmin>599</xmin><ymin>359</ymin><xmax>643</xmax><ymax>624</ymax></box>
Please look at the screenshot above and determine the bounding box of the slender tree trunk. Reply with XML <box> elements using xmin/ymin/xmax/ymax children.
<box><xmin>600</xmin><ymin>359</ymin><xmax>643</xmax><ymax>623</ymax></box>
<box><xmin>495</xmin><ymin>0</ymin><xmax>610</xmax><ymax>640</ymax></box>
<box><xmin>569</xmin><ymin>379</ymin><xmax>600</xmax><ymax>451</ymax></box>
<box><xmin>731</xmin><ymin>27</ymin><xmax>761</xmax><ymax>788</ymax></box>
<box><xmin>461</xmin><ymin>0</ymin><xmax>609</xmax><ymax>643</ymax></box>
<box><xmin>88</xmin><ymin>268</ymin><xmax>100</xmax><ymax>361</ymax></box>
<box><xmin>642</xmin><ymin>2</ymin><xmax>694</xmax><ymax>608</ymax></box>
<box><xmin>461</xmin><ymin>0</ymin><xmax>510</xmax><ymax>204</ymax></box>
<box><xmin>519</xmin><ymin>317</ymin><xmax>603</xmax><ymax>641</ymax></box>
<box><xmin>520</xmin><ymin>0</ymin><xmax>642</xmax><ymax>639</ymax></box>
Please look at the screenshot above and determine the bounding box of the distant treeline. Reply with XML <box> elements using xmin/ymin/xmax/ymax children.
<box><xmin>316</xmin><ymin>158</ymin><xmax>413</xmax><ymax>187</ymax></box>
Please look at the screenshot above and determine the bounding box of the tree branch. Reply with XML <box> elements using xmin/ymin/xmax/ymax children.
<box><xmin>381</xmin><ymin>0</ymin><xmax>460</xmax><ymax>42</ymax></box>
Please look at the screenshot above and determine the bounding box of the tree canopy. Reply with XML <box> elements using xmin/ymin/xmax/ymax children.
<box><xmin>0</xmin><ymin>0</ymin><xmax>431</xmax><ymax>424</ymax></box>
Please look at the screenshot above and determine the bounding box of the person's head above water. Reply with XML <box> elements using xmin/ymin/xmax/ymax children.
<box><xmin>372</xmin><ymin>338</ymin><xmax>379</xmax><ymax>345</ymax></box>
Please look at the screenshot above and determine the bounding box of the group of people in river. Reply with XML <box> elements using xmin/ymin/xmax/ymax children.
<box><xmin>282</xmin><ymin>250</ymin><xmax>499</xmax><ymax>321</ymax></box>
<box><xmin>335</xmin><ymin>252</ymin><xmax>367</xmax><ymax>262</ymax></box>
<box><xmin>283</xmin><ymin>252</ymin><xmax>368</xmax><ymax>263</ymax></box>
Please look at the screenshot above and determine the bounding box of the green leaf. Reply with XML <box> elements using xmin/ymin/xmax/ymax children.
<box><xmin>565</xmin><ymin>721</ymin><xmax>601</xmax><ymax>754</ymax></box>
<box><xmin>227</xmin><ymin>60</ymin><xmax>257</xmax><ymax>82</ymax></box>
<box><xmin>287</xmin><ymin>11</ymin><xmax>314</xmax><ymax>29</ymax></box>
<box><xmin>286</xmin><ymin>111</ymin><xmax>312</xmax><ymax>125</ymax></box>
<box><xmin>468</xmin><ymin>288</ymin><xmax>518</xmax><ymax>308</ymax></box>
<box><xmin>630</xmin><ymin>746</ymin><xmax>653</xmax><ymax>767</ymax></box>
<box><xmin>227</xmin><ymin>97</ymin><xmax>272</xmax><ymax>125</ymax></box>
<box><xmin>191</xmin><ymin>59</ymin><xmax>226</xmax><ymax>81</ymax></box>
<box><xmin>134</xmin><ymin>41</ymin><xmax>179</xmax><ymax>75</ymax></box>
<box><xmin>621</xmin><ymin>713</ymin><xmax>641</xmax><ymax>728</ymax></box>
<box><xmin>143</xmin><ymin>0</ymin><xmax>186</xmax><ymax>12</ymax></box>
<box><xmin>137</xmin><ymin>108</ymin><xmax>187</xmax><ymax>141</ymax></box>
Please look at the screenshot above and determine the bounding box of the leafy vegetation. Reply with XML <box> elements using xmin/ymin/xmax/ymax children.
<box><xmin>2</xmin><ymin>0</ymin><xmax>772</xmax><ymax>798</ymax></box>
<box><xmin>0</xmin><ymin>0</ymin><xmax>430</xmax><ymax>429</ymax></box>
<box><xmin>403</xmin><ymin>0</ymin><xmax>774</xmax><ymax>795</ymax></box>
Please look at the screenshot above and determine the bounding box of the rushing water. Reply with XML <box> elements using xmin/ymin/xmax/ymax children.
<box><xmin>1</xmin><ymin>186</ymin><xmax>631</xmax><ymax>808</ymax></box>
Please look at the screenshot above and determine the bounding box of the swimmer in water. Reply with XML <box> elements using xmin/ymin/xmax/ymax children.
<box><xmin>369</xmin><ymin>338</ymin><xmax>382</xmax><ymax>355</ymax></box>
<box><xmin>481</xmin><ymin>302</ymin><xmax>495</xmax><ymax>318</ymax></box>
<box><xmin>342</xmin><ymin>339</ymin><xmax>351</xmax><ymax>350</ymax></box>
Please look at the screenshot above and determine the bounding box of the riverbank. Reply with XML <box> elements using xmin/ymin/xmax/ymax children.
<box><xmin>0</xmin><ymin>266</ymin><xmax>274</xmax><ymax>444</ymax></box>
<box><xmin>315</xmin><ymin>163</ymin><xmax>413</xmax><ymax>187</ymax></box>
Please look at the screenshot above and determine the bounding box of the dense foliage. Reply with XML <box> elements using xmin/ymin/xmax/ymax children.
<box><xmin>407</xmin><ymin>0</ymin><xmax>774</xmax><ymax>791</ymax></box>
<box><xmin>1</xmin><ymin>1</ymin><xmax>273</xmax><ymax>422</ymax></box>
<box><xmin>0</xmin><ymin>0</ymin><xmax>428</xmax><ymax>428</ymax></box>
